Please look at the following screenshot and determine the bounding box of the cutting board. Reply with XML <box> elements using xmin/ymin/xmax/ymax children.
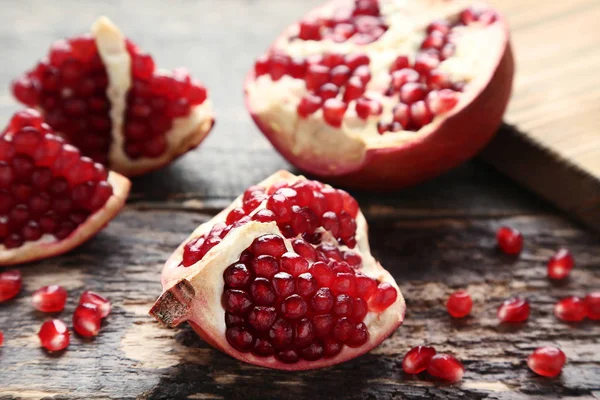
<box><xmin>480</xmin><ymin>0</ymin><xmax>600</xmax><ymax>232</ymax></box>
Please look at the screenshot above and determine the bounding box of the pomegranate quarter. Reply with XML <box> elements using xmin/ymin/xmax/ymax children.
<box><xmin>12</xmin><ymin>17</ymin><xmax>214</xmax><ymax>177</ymax></box>
<box><xmin>0</xmin><ymin>109</ymin><xmax>130</xmax><ymax>266</ymax></box>
<box><xmin>150</xmin><ymin>171</ymin><xmax>405</xmax><ymax>370</ymax></box>
<box><xmin>245</xmin><ymin>0</ymin><xmax>514</xmax><ymax>190</ymax></box>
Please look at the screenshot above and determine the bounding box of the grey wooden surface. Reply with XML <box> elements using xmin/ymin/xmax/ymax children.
<box><xmin>0</xmin><ymin>1</ymin><xmax>598</xmax><ymax>399</ymax></box>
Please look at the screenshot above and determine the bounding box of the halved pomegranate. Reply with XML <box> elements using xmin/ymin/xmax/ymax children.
<box><xmin>0</xmin><ymin>109</ymin><xmax>130</xmax><ymax>266</ymax></box>
<box><xmin>12</xmin><ymin>17</ymin><xmax>214</xmax><ymax>177</ymax></box>
<box><xmin>150</xmin><ymin>170</ymin><xmax>405</xmax><ymax>370</ymax></box>
<box><xmin>244</xmin><ymin>0</ymin><xmax>513</xmax><ymax>189</ymax></box>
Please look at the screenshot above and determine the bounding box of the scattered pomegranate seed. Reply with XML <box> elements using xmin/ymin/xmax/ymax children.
<box><xmin>497</xmin><ymin>297</ymin><xmax>530</xmax><ymax>323</ymax></box>
<box><xmin>427</xmin><ymin>354</ymin><xmax>465</xmax><ymax>382</ymax></box>
<box><xmin>547</xmin><ymin>248</ymin><xmax>574</xmax><ymax>280</ymax></box>
<box><xmin>554</xmin><ymin>296</ymin><xmax>587</xmax><ymax>322</ymax></box>
<box><xmin>0</xmin><ymin>269</ymin><xmax>22</xmax><ymax>302</ymax></box>
<box><xmin>402</xmin><ymin>345</ymin><xmax>436</xmax><ymax>374</ymax></box>
<box><xmin>585</xmin><ymin>292</ymin><xmax>600</xmax><ymax>320</ymax></box>
<box><xmin>73</xmin><ymin>302</ymin><xmax>102</xmax><ymax>337</ymax></box>
<box><xmin>446</xmin><ymin>290</ymin><xmax>472</xmax><ymax>318</ymax></box>
<box><xmin>32</xmin><ymin>285</ymin><xmax>68</xmax><ymax>313</ymax></box>
<box><xmin>79</xmin><ymin>291</ymin><xmax>111</xmax><ymax>318</ymax></box>
<box><xmin>527</xmin><ymin>346</ymin><xmax>566</xmax><ymax>377</ymax></box>
<box><xmin>0</xmin><ymin>331</ymin><xmax>4</xmax><ymax>347</ymax></box>
<box><xmin>496</xmin><ymin>226</ymin><xmax>523</xmax><ymax>255</ymax></box>
<box><xmin>38</xmin><ymin>319</ymin><xmax>70</xmax><ymax>351</ymax></box>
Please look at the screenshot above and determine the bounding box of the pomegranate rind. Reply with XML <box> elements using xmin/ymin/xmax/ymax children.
<box><xmin>244</xmin><ymin>1</ymin><xmax>514</xmax><ymax>190</ymax></box>
<box><xmin>0</xmin><ymin>172</ymin><xmax>130</xmax><ymax>266</ymax></box>
<box><xmin>151</xmin><ymin>170</ymin><xmax>406</xmax><ymax>370</ymax></box>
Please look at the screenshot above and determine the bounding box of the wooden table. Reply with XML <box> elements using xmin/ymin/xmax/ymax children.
<box><xmin>0</xmin><ymin>1</ymin><xmax>599</xmax><ymax>399</ymax></box>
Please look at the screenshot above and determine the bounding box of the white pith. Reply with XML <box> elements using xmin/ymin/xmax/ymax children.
<box><xmin>92</xmin><ymin>17</ymin><xmax>214</xmax><ymax>177</ymax></box>
<box><xmin>246</xmin><ymin>0</ymin><xmax>507</xmax><ymax>170</ymax></box>
<box><xmin>0</xmin><ymin>171</ymin><xmax>130</xmax><ymax>266</ymax></box>
<box><xmin>157</xmin><ymin>170</ymin><xmax>406</xmax><ymax>370</ymax></box>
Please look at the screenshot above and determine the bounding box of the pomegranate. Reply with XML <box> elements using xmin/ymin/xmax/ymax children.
<box><xmin>585</xmin><ymin>292</ymin><xmax>600</xmax><ymax>320</ymax></box>
<box><xmin>426</xmin><ymin>353</ymin><xmax>465</xmax><ymax>382</ymax></box>
<box><xmin>402</xmin><ymin>345</ymin><xmax>436</xmax><ymax>374</ymax></box>
<box><xmin>244</xmin><ymin>0</ymin><xmax>514</xmax><ymax>190</ymax></box>
<box><xmin>496</xmin><ymin>226</ymin><xmax>523</xmax><ymax>255</ymax></box>
<box><xmin>446</xmin><ymin>290</ymin><xmax>472</xmax><ymax>318</ymax></box>
<box><xmin>497</xmin><ymin>297</ymin><xmax>529</xmax><ymax>323</ymax></box>
<box><xmin>150</xmin><ymin>170</ymin><xmax>405</xmax><ymax>370</ymax></box>
<box><xmin>73</xmin><ymin>302</ymin><xmax>102</xmax><ymax>337</ymax></box>
<box><xmin>38</xmin><ymin>319</ymin><xmax>70</xmax><ymax>351</ymax></box>
<box><xmin>32</xmin><ymin>285</ymin><xmax>68</xmax><ymax>312</ymax></box>
<box><xmin>547</xmin><ymin>248</ymin><xmax>574</xmax><ymax>280</ymax></box>
<box><xmin>79</xmin><ymin>290</ymin><xmax>111</xmax><ymax>318</ymax></box>
<box><xmin>12</xmin><ymin>17</ymin><xmax>214</xmax><ymax>177</ymax></box>
<box><xmin>0</xmin><ymin>270</ymin><xmax>22</xmax><ymax>301</ymax></box>
<box><xmin>0</xmin><ymin>109</ymin><xmax>130</xmax><ymax>266</ymax></box>
<box><xmin>527</xmin><ymin>346</ymin><xmax>566</xmax><ymax>377</ymax></box>
<box><xmin>554</xmin><ymin>296</ymin><xmax>587</xmax><ymax>322</ymax></box>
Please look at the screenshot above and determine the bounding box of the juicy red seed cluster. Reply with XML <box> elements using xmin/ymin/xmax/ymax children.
<box><xmin>295</xmin><ymin>0</ymin><xmax>388</xmax><ymax>45</ymax></box>
<box><xmin>221</xmin><ymin>233</ymin><xmax>397</xmax><ymax>363</ymax></box>
<box><xmin>0</xmin><ymin>110</ymin><xmax>113</xmax><ymax>249</ymax></box>
<box><xmin>123</xmin><ymin>41</ymin><xmax>208</xmax><ymax>159</ymax></box>
<box><xmin>0</xmin><ymin>269</ymin><xmax>22</xmax><ymax>302</ymax></box>
<box><xmin>182</xmin><ymin>179</ymin><xmax>360</xmax><ymax>267</ymax></box>
<box><xmin>12</xmin><ymin>35</ymin><xmax>113</xmax><ymax>165</ymax></box>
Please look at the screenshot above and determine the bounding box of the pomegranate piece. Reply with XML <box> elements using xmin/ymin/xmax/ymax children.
<box><xmin>527</xmin><ymin>346</ymin><xmax>566</xmax><ymax>377</ymax></box>
<box><xmin>402</xmin><ymin>345</ymin><xmax>436</xmax><ymax>374</ymax></box>
<box><xmin>426</xmin><ymin>354</ymin><xmax>465</xmax><ymax>382</ymax></box>
<box><xmin>73</xmin><ymin>302</ymin><xmax>102</xmax><ymax>337</ymax></box>
<box><xmin>32</xmin><ymin>285</ymin><xmax>68</xmax><ymax>313</ymax></box>
<box><xmin>38</xmin><ymin>319</ymin><xmax>70</xmax><ymax>351</ymax></box>
<box><xmin>151</xmin><ymin>171</ymin><xmax>406</xmax><ymax>370</ymax></box>
<box><xmin>554</xmin><ymin>296</ymin><xmax>587</xmax><ymax>322</ymax></box>
<box><xmin>497</xmin><ymin>297</ymin><xmax>530</xmax><ymax>323</ymax></box>
<box><xmin>0</xmin><ymin>109</ymin><xmax>130</xmax><ymax>266</ymax></box>
<box><xmin>496</xmin><ymin>226</ymin><xmax>523</xmax><ymax>255</ymax></box>
<box><xmin>245</xmin><ymin>1</ymin><xmax>514</xmax><ymax>190</ymax></box>
<box><xmin>12</xmin><ymin>17</ymin><xmax>214</xmax><ymax>177</ymax></box>
<box><xmin>79</xmin><ymin>290</ymin><xmax>111</xmax><ymax>318</ymax></box>
<box><xmin>585</xmin><ymin>292</ymin><xmax>600</xmax><ymax>320</ymax></box>
<box><xmin>0</xmin><ymin>270</ymin><xmax>22</xmax><ymax>302</ymax></box>
<box><xmin>446</xmin><ymin>290</ymin><xmax>472</xmax><ymax>318</ymax></box>
<box><xmin>547</xmin><ymin>248</ymin><xmax>574</xmax><ymax>280</ymax></box>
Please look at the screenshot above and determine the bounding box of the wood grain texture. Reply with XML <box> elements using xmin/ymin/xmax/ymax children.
<box><xmin>0</xmin><ymin>0</ymin><xmax>598</xmax><ymax>399</ymax></box>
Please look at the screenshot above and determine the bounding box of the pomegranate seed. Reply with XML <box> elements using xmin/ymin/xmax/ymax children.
<box><xmin>294</xmin><ymin>318</ymin><xmax>315</xmax><ymax>347</ymax></box>
<box><xmin>251</xmin><ymin>234</ymin><xmax>286</xmax><ymax>258</ymax></box>
<box><xmin>224</xmin><ymin>263</ymin><xmax>253</xmax><ymax>288</ymax></box>
<box><xmin>585</xmin><ymin>292</ymin><xmax>600</xmax><ymax>320</ymax></box>
<box><xmin>226</xmin><ymin>327</ymin><xmax>254</xmax><ymax>352</ymax></box>
<box><xmin>280</xmin><ymin>252</ymin><xmax>309</xmax><ymax>277</ymax></box>
<box><xmin>73</xmin><ymin>302</ymin><xmax>102</xmax><ymax>337</ymax></box>
<box><xmin>392</xmin><ymin>103</ymin><xmax>410</xmax><ymax>128</ymax></box>
<box><xmin>446</xmin><ymin>290</ymin><xmax>472</xmax><ymax>318</ymax></box>
<box><xmin>79</xmin><ymin>291</ymin><xmax>111</xmax><ymax>318</ymax></box>
<box><xmin>298</xmin><ymin>20</ymin><xmax>321</xmax><ymax>41</ymax></box>
<box><xmin>414</xmin><ymin>52</ymin><xmax>440</xmax><ymax>76</ymax></box>
<box><xmin>322</xmin><ymin>98</ymin><xmax>348</xmax><ymax>128</ymax></box>
<box><xmin>281</xmin><ymin>294</ymin><xmax>307</xmax><ymax>319</ymax></box>
<box><xmin>352</xmin><ymin>65</ymin><xmax>371</xmax><ymax>84</ymax></box>
<box><xmin>402</xmin><ymin>345</ymin><xmax>436</xmax><ymax>374</ymax></box>
<box><xmin>427</xmin><ymin>89</ymin><xmax>459</xmax><ymax>114</ymax></box>
<box><xmin>330</xmin><ymin>65</ymin><xmax>352</xmax><ymax>86</ymax></box>
<box><xmin>305</xmin><ymin>64</ymin><xmax>330</xmax><ymax>91</ymax></box>
<box><xmin>421</xmin><ymin>31</ymin><xmax>445</xmax><ymax>50</ymax></box>
<box><xmin>0</xmin><ymin>270</ymin><xmax>22</xmax><ymax>302</ymax></box>
<box><xmin>0</xmin><ymin>331</ymin><xmax>3</xmax><ymax>347</ymax></box>
<box><xmin>497</xmin><ymin>297</ymin><xmax>530</xmax><ymax>323</ymax></box>
<box><xmin>344</xmin><ymin>53</ymin><xmax>370</xmax><ymax>71</ymax></box>
<box><xmin>272</xmin><ymin>272</ymin><xmax>295</xmax><ymax>298</ymax></box>
<box><xmin>343</xmin><ymin>76</ymin><xmax>366</xmax><ymax>103</ymax></box>
<box><xmin>554</xmin><ymin>296</ymin><xmax>587</xmax><ymax>322</ymax></box>
<box><xmin>390</xmin><ymin>55</ymin><xmax>410</xmax><ymax>72</ymax></box>
<box><xmin>496</xmin><ymin>226</ymin><xmax>523</xmax><ymax>255</ymax></box>
<box><xmin>427</xmin><ymin>354</ymin><xmax>464</xmax><ymax>382</ymax></box>
<box><xmin>391</xmin><ymin>68</ymin><xmax>420</xmax><ymax>92</ymax></box>
<box><xmin>527</xmin><ymin>346</ymin><xmax>566</xmax><ymax>377</ymax></box>
<box><xmin>355</xmin><ymin>97</ymin><xmax>382</xmax><ymax>119</ymax></box>
<box><xmin>248</xmin><ymin>306</ymin><xmax>277</xmax><ymax>332</ymax></box>
<box><xmin>410</xmin><ymin>100</ymin><xmax>434</xmax><ymax>128</ymax></box>
<box><xmin>400</xmin><ymin>82</ymin><xmax>428</xmax><ymax>104</ymax></box>
<box><xmin>427</xmin><ymin>20</ymin><xmax>451</xmax><ymax>35</ymax></box>
<box><xmin>226</xmin><ymin>207</ymin><xmax>246</xmax><ymax>225</ymax></box>
<box><xmin>38</xmin><ymin>319</ymin><xmax>70</xmax><ymax>351</ymax></box>
<box><xmin>297</xmin><ymin>94</ymin><xmax>323</xmax><ymax>118</ymax></box>
<box><xmin>547</xmin><ymin>248</ymin><xmax>574</xmax><ymax>280</ymax></box>
<box><xmin>269</xmin><ymin>54</ymin><xmax>291</xmax><ymax>81</ymax></box>
<box><xmin>368</xmin><ymin>282</ymin><xmax>397</xmax><ymax>312</ymax></box>
<box><xmin>250</xmin><ymin>278</ymin><xmax>276</xmax><ymax>305</ymax></box>
<box><xmin>32</xmin><ymin>285</ymin><xmax>68</xmax><ymax>312</ymax></box>
<box><xmin>318</xmin><ymin>83</ymin><xmax>340</xmax><ymax>101</ymax></box>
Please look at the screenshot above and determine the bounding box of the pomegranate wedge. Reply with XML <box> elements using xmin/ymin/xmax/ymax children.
<box><xmin>0</xmin><ymin>109</ymin><xmax>130</xmax><ymax>266</ymax></box>
<box><xmin>245</xmin><ymin>0</ymin><xmax>514</xmax><ymax>189</ymax></box>
<box><xmin>12</xmin><ymin>17</ymin><xmax>214</xmax><ymax>177</ymax></box>
<box><xmin>151</xmin><ymin>170</ymin><xmax>405</xmax><ymax>370</ymax></box>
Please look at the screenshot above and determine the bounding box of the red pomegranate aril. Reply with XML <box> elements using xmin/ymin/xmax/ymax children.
<box><xmin>251</xmin><ymin>255</ymin><xmax>279</xmax><ymax>279</ymax></box>
<box><xmin>272</xmin><ymin>272</ymin><xmax>295</xmax><ymax>298</ymax></box>
<box><xmin>344</xmin><ymin>53</ymin><xmax>370</xmax><ymax>71</ymax></box>
<box><xmin>355</xmin><ymin>97</ymin><xmax>382</xmax><ymax>119</ymax></box>
<box><xmin>298</xmin><ymin>20</ymin><xmax>322</xmax><ymax>41</ymax></box>
<box><xmin>292</xmin><ymin>238</ymin><xmax>317</xmax><ymax>261</ymax></box>
<box><xmin>297</xmin><ymin>94</ymin><xmax>323</xmax><ymax>118</ymax></box>
<box><xmin>79</xmin><ymin>290</ymin><xmax>111</xmax><ymax>318</ymax></box>
<box><xmin>586</xmin><ymin>292</ymin><xmax>600</xmax><ymax>320</ymax></box>
<box><xmin>323</xmin><ymin>337</ymin><xmax>342</xmax><ymax>357</ymax></box>
<box><xmin>497</xmin><ymin>297</ymin><xmax>530</xmax><ymax>323</ymax></box>
<box><xmin>322</xmin><ymin>53</ymin><xmax>345</xmax><ymax>68</ymax></box>
<box><xmin>323</xmin><ymin>98</ymin><xmax>348</xmax><ymax>128</ymax></box>
<box><xmin>427</xmin><ymin>89</ymin><xmax>459</xmax><ymax>114</ymax></box>
<box><xmin>346</xmin><ymin>322</ymin><xmax>368</xmax><ymax>347</ymax></box>
<box><xmin>547</xmin><ymin>248</ymin><xmax>574</xmax><ymax>280</ymax></box>
<box><xmin>427</xmin><ymin>354</ymin><xmax>464</xmax><ymax>382</ymax></box>
<box><xmin>269</xmin><ymin>54</ymin><xmax>291</xmax><ymax>81</ymax></box>
<box><xmin>248</xmin><ymin>306</ymin><xmax>277</xmax><ymax>332</ymax></box>
<box><xmin>296</xmin><ymin>273</ymin><xmax>318</xmax><ymax>298</ymax></box>
<box><xmin>318</xmin><ymin>83</ymin><xmax>340</xmax><ymax>101</ymax></box>
<box><xmin>267</xmin><ymin>195</ymin><xmax>293</xmax><ymax>224</ymax></box>
<box><xmin>527</xmin><ymin>346</ymin><xmax>566</xmax><ymax>377</ymax></box>
<box><xmin>281</xmin><ymin>294</ymin><xmax>308</xmax><ymax>319</ymax></box>
<box><xmin>427</xmin><ymin>20</ymin><xmax>451</xmax><ymax>35</ymax></box>
<box><xmin>400</xmin><ymin>83</ymin><xmax>428</xmax><ymax>105</ymax></box>
<box><xmin>301</xmin><ymin>341</ymin><xmax>324</xmax><ymax>361</ymax></box>
<box><xmin>390</xmin><ymin>55</ymin><xmax>410</xmax><ymax>72</ymax></box>
<box><xmin>223</xmin><ymin>289</ymin><xmax>253</xmax><ymax>315</ymax></box>
<box><xmin>414</xmin><ymin>52</ymin><xmax>440</xmax><ymax>76</ymax></box>
<box><xmin>355</xmin><ymin>274</ymin><xmax>377</xmax><ymax>300</ymax></box>
<box><xmin>311</xmin><ymin>287</ymin><xmax>335</xmax><ymax>313</ymax></box>
<box><xmin>353</xmin><ymin>65</ymin><xmax>371</xmax><ymax>85</ymax></box>
<box><xmin>305</xmin><ymin>64</ymin><xmax>330</xmax><ymax>91</ymax></box>
<box><xmin>277</xmin><ymin>349</ymin><xmax>299</xmax><ymax>363</ymax></box>
<box><xmin>391</xmin><ymin>103</ymin><xmax>410</xmax><ymax>129</ymax></box>
<box><xmin>32</xmin><ymin>285</ymin><xmax>68</xmax><ymax>313</ymax></box>
<box><xmin>252</xmin><ymin>209</ymin><xmax>277</xmax><ymax>223</ymax></box>
<box><xmin>38</xmin><ymin>319</ymin><xmax>70</xmax><ymax>351</ymax></box>
<box><xmin>410</xmin><ymin>101</ymin><xmax>434</xmax><ymax>128</ymax></box>
<box><xmin>369</xmin><ymin>282</ymin><xmax>397</xmax><ymax>312</ymax></box>
<box><xmin>226</xmin><ymin>207</ymin><xmax>246</xmax><ymax>225</ymax></box>
<box><xmin>309</xmin><ymin>261</ymin><xmax>335</xmax><ymax>287</ymax></box>
<box><xmin>333</xmin><ymin>294</ymin><xmax>354</xmax><ymax>317</ymax></box>
<box><xmin>330</xmin><ymin>65</ymin><xmax>352</xmax><ymax>86</ymax></box>
<box><xmin>446</xmin><ymin>290</ymin><xmax>472</xmax><ymax>318</ymax></box>
<box><xmin>333</xmin><ymin>273</ymin><xmax>357</xmax><ymax>296</ymax></box>
<box><xmin>280</xmin><ymin>252</ymin><xmax>309</xmax><ymax>277</ymax></box>
<box><xmin>402</xmin><ymin>345</ymin><xmax>437</xmax><ymax>374</ymax></box>
<box><xmin>224</xmin><ymin>263</ymin><xmax>252</xmax><ymax>288</ymax></box>
<box><xmin>226</xmin><ymin>327</ymin><xmax>254</xmax><ymax>352</ymax></box>
<box><xmin>427</xmin><ymin>70</ymin><xmax>452</xmax><ymax>90</ymax></box>
<box><xmin>497</xmin><ymin>226</ymin><xmax>523</xmax><ymax>255</ymax></box>
<box><xmin>269</xmin><ymin>318</ymin><xmax>294</xmax><ymax>349</ymax></box>
<box><xmin>0</xmin><ymin>269</ymin><xmax>22</xmax><ymax>302</ymax></box>
<box><xmin>294</xmin><ymin>317</ymin><xmax>315</xmax><ymax>347</ymax></box>
<box><xmin>0</xmin><ymin>331</ymin><xmax>3</xmax><ymax>347</ymax></box>
<box><xmin>352</xmin><ymin>298</ymin><xmax>368</xmax><ymax>322</ymax></box>
<box><xmin>73</xmin><ymin>302</ymin><xmax>102</xmax><ymax>337</ymax></box>
<box><xmin>333</xmin><ymin>317</ymin><xmax>354</xmax><ymax>342</ymax></box>
<box><xmin>250</xmin><ymin>278</ymin><xmax>276</xmax><ymax>306</ymax></box>
<box><xmin>251</xmin><ymin>234</ymin><xmax>287</xmax><ymax>258</ymax></box>
<box><xmin>554</xmin><ymin>296</ymin><xmax>587</xmax><ymax>322</ymax></box>
<box><xmin>343</xmin><ymin>76</ymin><xmax>366</xmax><ymax>103</ymax></box>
